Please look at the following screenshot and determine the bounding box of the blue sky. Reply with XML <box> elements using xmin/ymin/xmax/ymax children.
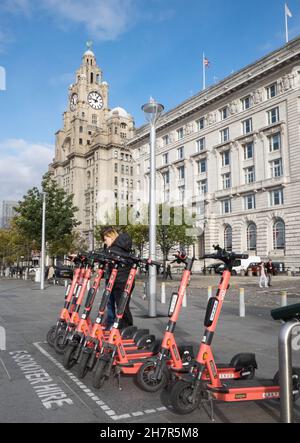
<box><xmin>0</xmin><ymin>0</ymin><xmax>300</xmax><ymax>201</ymax></box>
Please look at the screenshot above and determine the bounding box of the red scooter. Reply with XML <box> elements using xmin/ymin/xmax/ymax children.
<box><xmin>169</xmin><ymin>245</ymin><xmax>300</xmax><ymax>416</ymax></box>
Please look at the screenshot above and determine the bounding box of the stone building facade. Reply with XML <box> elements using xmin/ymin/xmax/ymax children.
<box><xmin>128</xmin><ymin>37</ymin><xmax>300</xmax><ymax>268</ymax></box>
<box><xmin>49</xmin><ymin>48</ymin><xmax>135</xmax><ymax>248</ymax></box>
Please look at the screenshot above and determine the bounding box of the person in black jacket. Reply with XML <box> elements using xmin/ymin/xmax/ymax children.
<box><xmin>101</xmin><ymin>227</ymin><xmax>134</xmax><ymax>329</ymax></box>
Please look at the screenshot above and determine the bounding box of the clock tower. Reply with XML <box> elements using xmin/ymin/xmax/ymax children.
<box><xmin>50</xmin><ymin>44</ymin><xmax>135</xmax><ymax>249</ymax></box>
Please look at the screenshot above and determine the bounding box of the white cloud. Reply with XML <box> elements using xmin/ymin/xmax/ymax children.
<box><xmin>1</xmin><ymin>0</ymin><xmax>32</xmax><ymax>16</ymax></box>
<box><xmin>40</xmin><ymin>0</ymin><xmax>136</xmax><ymax>41</ymax></box>
<box><xmin>0</xmin><ymin>139</ymin><xmax>54</xmax><ymax>201</ymax></box>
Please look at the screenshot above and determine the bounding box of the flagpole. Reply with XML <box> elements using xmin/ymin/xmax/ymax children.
<box><xmin>203</xmin><ymin>52</ymin><xmax>206</xmax><ymax>91</ymax></box>
<box><xmin>285</xmin><ymin>7</ymin><xmax>289</xmax><ymax>43</ymax></box>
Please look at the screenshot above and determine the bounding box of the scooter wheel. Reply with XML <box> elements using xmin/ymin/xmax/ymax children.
<box><xmin>77</xmin><ymin>352</ymin><xmax>90</xmax><ymax>379</ymax></box>
<box><xmin>121</xmin><ymin>326</ymin><xmax>137</xmax><ymax>339</ymax></box>
<box><xmin>63</xmin><ymin>343</ymin><xmax>78</xmax><ymax>369</ymax></box>
<box><xmin>170</xmin><ymin>380</ymin><xmax>199</xmax><ymax>415</ymax></box>
<box><xmin>46</xmin><ymin>325</ymin><xmax>56</xmax><ymax>347</ymax></box>
<box><xmin>136</xmin><ymin>360</ymin><xmax>169</xmax><ymax>393</ymax></box>
<box><xmin>273</xmin><ymin>368</ymin><xmax>300</xmax><ymax>401</ymax></box>
<box><xmin>135</xmin><ymin>334</ymin><xmax>156</xmax><ymax>349</ymax></box>
<box><xmin>54</xmin><ymin>331</ymin><xmax>68</xmax><ymax>355</ymax></box>
<box><xmin>92</xmin><ymin>359</ymin><xmax>108</xmax><ymax>389</ymax></box>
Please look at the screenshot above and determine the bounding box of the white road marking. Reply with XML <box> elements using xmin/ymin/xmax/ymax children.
<box><xmin>0</xmin><ymin>356</ymin><xmax>12</xmax><ymax>380</ymax></box>
<box><xmin>33</xmin><ymin>341</ymin><xmax>170</xmax><ymax>421</ymax></box>
<box><xmin>57</xmin><ymin>376</ymin><xmax>96</xmax><ymax>416</ymax></box>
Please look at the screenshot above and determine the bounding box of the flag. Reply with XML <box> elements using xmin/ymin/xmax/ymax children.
<box><xmin>285</xmin><ymin>3</ymin><xmax>292</xmax><ymax>18</ymax></box>
<box><xmin>204</xmin><ymin>57</ymin><xmax>210</xmax><ymax>68</ymax></box>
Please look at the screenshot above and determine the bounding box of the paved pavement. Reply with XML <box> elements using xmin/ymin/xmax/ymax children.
<box><xmin>0</xmin><ymin>276</ymin><xmax>300</xmax><ymax>424</ymax></box>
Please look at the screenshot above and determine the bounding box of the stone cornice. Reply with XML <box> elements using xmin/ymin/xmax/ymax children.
<box><xmin>128</xmin><ymin>36</ymin><xmax>300</xmax><ymax>147</ymax></box>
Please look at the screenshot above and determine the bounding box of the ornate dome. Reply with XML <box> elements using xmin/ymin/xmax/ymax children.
<box><xmin>108</xmin><ymin>107</ymin><xmax>130</xmax><ymax>118</ymax></box>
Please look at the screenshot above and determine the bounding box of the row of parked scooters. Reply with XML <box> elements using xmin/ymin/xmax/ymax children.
<box><xmin>46</xmin><ymin>246</ymin><xmax>300</xmax><ymax>416</ymax></box>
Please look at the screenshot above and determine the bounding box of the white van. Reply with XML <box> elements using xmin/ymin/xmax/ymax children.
<box><xmin>231</xmin><ymin>256</ymin><xmax>261</xmax><ymax>275</ymax></box>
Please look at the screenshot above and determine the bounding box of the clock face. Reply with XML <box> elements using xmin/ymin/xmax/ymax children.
<box><xmin>70</xmin><ymin>93</ymin><xmax>78</xmax><ymax>111</ymax></box>
<box><xmin>88</xmin><ymin>91</ymin><xmax>103</xmax><ymax>110</ymax></box>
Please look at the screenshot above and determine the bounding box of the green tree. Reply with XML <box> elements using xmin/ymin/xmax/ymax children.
<box><xmin>14</xmin><ymin>173</ymin><xmax>80</xmax><ymax>258</ymax></box>
<box><xmin>157</xmin><ymin>204</ymin><xmax>196</xmax><ymax>272</ymax></box>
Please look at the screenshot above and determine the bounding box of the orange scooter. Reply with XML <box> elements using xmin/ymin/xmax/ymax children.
<box><xmin>136</xmin><ymin>252</ymin><xmax>257</xmax><ymax>393</ymax></box>
<box><xmin>75</xmin><ymin>252</ymin><xmax>156</xmax><ymax>379</ymax></box>
<box><xmin>62</xmin><ymin>252</ymin><xmax>154</xmax><ymax>371</ymax></box>
<box><xmin>92</xmin><ymin>253</ymin><xmax>161</xmax><ymax>389</ymax></box>
<box><xmin>46</xmin><ymin>253</ymin><xmax>88</xmax><ymax>347</ymax></box>
<box><xmin>169</xmin><ymin>246</ymin><xmax>300</xmax><ymax>416</ymax></box>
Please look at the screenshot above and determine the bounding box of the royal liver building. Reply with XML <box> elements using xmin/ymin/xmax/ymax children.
<box><xmin>129</xmin><ymin>37</ymin><xmax>300</xmax><ymax>269</ymax></box>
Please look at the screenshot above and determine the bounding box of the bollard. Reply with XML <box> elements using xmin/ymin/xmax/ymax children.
<box><xmin>239</xmin><ymin>288</ymin><xmax>245</xmax><ymax>317</ymax></box>
<box><xmin>287</xmin><ymin>270</ymin><xmax>292</xmax><ymax>277</ymax></box>
<box><xmin>211</xmin><ymin>268</ymin><xmax>215</xmax><ymax>276</ymax></box>
<box><xmin>161</xmin><ymin>282</ymin><xmax>166</xmax><ymax>304</ymax></box>
<box><xmin>182</xmin><ymin>290</ymin><xmax>187</xmax><ymax>308</ymax></box>
<box><xmin>281</xmin><ymin>291</ymin><xmax>288</xmax><ymax>307</ymax></box>
<box><xmin>143</xmin><ymin>282</ymin><xmax>147</xmax><ymax>300</ymax></box>
<box><xmin>207</xmin><ymin>286</ymin><xmax>213</xmax><ymax>301</ymax></box>
<box><xmin>241</xmin><ymin>269</ymin><xmax>245</xmax><ymax>277</ymax></box>
<box><xmin>248</xmin><ymin>269</ymin><xmax>253</xmax><ymax>277</ymax></box>
<box><xmin>64</xmin><ymin>280</ymin><xmax>68</xmax><ymax>288</ymax></box>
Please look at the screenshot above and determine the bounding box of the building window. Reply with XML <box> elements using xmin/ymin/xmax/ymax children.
<box><xmin>220</xmin><ymin>106</ymin><xmax>229</xmax><ymax>120</ymax></box>
<box><xmin>198</xmin><ymin>179</ymin><xmax>207</xmax><ymax>195</ymax></box>
<box><xmin>79</xmin><ymin>126</ymin><xmax>83</xmax><ymax>133</ymax></box>
<box><xmin>162</xmin><ymin>135</ymin><xmax>169</xmax><ymax>146</ymax></box>
<box><xmin>247</xmin><ymin>223</ymin><xmax>257</xmax><ymax>251</ymax></box>
<box><xmin>163</xmin><ymin>171</ymin><xmax>170</xmax><ymax>186</ymax></box>
<box><xmin>224</xmin><ymin>225</ymin><xmax>233</xmax><ymax>251</ymax></box>
<box><xmin>244</xmin><ymin>166</ymin><xmax>255</xmax><ymax>184</ymax></box>
<box><xmin>244</xmin><ymin>142</ymin><xmax>254</xmax><ymax>160</ymax></box>
<box><xmin>270</xmin><ymin>189</ymin><xmax>284</xmax><ymax>206</ymax></box>
<box><xmin>269</xmin><ymin>133</ymin><xmax>281</xmax><ymax>152</ymax></box>
<box><xmin>241</xmin><ymin>96</ymin><xmax>251</xmax><ymax>111</ymax></box>
<box><xmin>178</xmin><ymin>166</ymin><xmax>185</xmax><ymax>180</ymax></box>
<box><xmin>268</xmin><ymin>107</ymin><xmax>280</xmax><ymax>125</ymax></box>
<box><xmin>121</xmin><ymin>165</ymin><xmax>125</xmax><ymax>174</ymax></box>
<box><xmin>79</xmin><ymin>138</ymin><xmax>83</xmax><ymax>145</ymax></box>
<box><xmin>222</xmin><ymin>199</ymin><xmax>232</xmax><ymax>214</ymax></box>
<box><xmin>196</xmin><ymin>138</ymin><xmax>206</xmax><ymax>152</ymax></box>
<box><xmin>163</xmin><ymin>153</ymin><xmax>169</xmax><ymax>165</ymax></box>
<box><xmin>244</xmin><ymin>194</ymin><xmax>256</xmax><ymax>210</ymax></box>
<box><xmin>196</xmin><ymin>117</ymin><xmax>205</xmax><ymax>131</ymax></box>
<box><xmin>177</xmin><ymin>127</ymin><xmax>184</xmax><ymax>140</ymax></box>
<box><xmin>273</xmin><ymin>220</ymin><xmax>285</xmax><ymax>250</ymax></box>
<box><xmin>114</xmin><ymin>150</ymin><xmax>118</xmax><ymax>159</ymax></box>
<box><xmin>222</xmin><ymin>172</ymin><xmax>231</xmax><ymax>189</ymax></box>
<box><xmin>120</xmin><ymin>123</ymin><xmax>127</xmax><ymax>129</ymax></box>
<box><xmin>266</xmin><ymin>83</ymin><xmax>278</xmax><ymax>100</ymax></box>
<box><xmin>177</xmin><ymin>146</ymin><xmax>184</xmax><ymax>160</ymax></box>
<box><xmin>242</xmin><ymin>118</ymin><xmax>253</xmax><ymax>135</ymax></box>
<box><xmin>114</xmin><ymin>176</ymin><xmax>118</xmax><ymax>186</ymax></box>
<box><xmin>179</xmin><ymin>185</ymin><xmax>185</xmax><ymax>202</ymax></box>
<box><xmin>220</xmin><ymin>127</ymin><xmax>230</xmax><ymax>143</ymax></box>
<box><xmin>222</xmin><ymin>150</ymin><xmax>230</xmax><ymax>166</ymax></box>
<box><xmin>90</xmin><ymin>73</ymin><xmax>94</xmax><ymax>83</ymax></box>
<box><xmin>198</xmin><ymin>159</ymin><xmax>207</xmax><ymax>174</ymax></box>
<box><xmin>270</xmin><ymin>158</ymin><xmax>283</xmax><ymax>178</ymax></box>
<box><xmin>114</xmin><ymin>163</ymin><xmax>118</xmax><ymax>173</ymax></box>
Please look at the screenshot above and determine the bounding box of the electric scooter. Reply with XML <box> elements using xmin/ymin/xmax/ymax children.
<box><xmin>136</xmin><ymin>252</ymin><xmax>257</xmax><ymax>393</ymax></box>
<box><xmin>92</xmin><ymin>253</ymin><xmax>162</xmax><ymax>389</ymax></box>
<box><xmin>169</xmin><ymin>245</ymin><xmax>300</xmax><ymax>416</ymax></box>
<box><xmin>63</xmin><ymin>252</ymin><xmax>155</xmax><ymax>371</ymax></box>
<box><xmin>46</xmin><ymin>253</ymin><xmax>88</xmax><ymax>347</ymax></box>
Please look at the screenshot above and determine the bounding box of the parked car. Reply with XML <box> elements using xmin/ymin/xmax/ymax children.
<box><xmin>272</xmin><ymin>262</ymin><xmax>285</xmax><ymax>274</ymax></box>
<box><xmin>246</xmin><ymin>263</ymin><xmax>261</xmax><ymax>276</ymax></box>
<box><xmin>54</xmin><ymin>266</ymin><xmax>74</xmax><ymax>280</ymax></box>
<box><xmin>203</xmin><ymin>263</ymin><xmax>223</xmax><ymax>274</ymax></box>
<box><xmin>231</xmin><ymin>256</ymin><xmax>261</xmax><ymax>275</ymax></box>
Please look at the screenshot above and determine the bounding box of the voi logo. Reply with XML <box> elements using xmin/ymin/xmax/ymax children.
<box><xmin>292</xmin><ymin>326</ymin><xmax>300</xmax><ymax>352</ymax></box>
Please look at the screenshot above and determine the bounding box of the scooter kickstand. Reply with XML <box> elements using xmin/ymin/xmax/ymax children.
<box><xmin>115</xmin><ymin>368</ymin><xmax>122</xmax><ymax>391</ymax></box>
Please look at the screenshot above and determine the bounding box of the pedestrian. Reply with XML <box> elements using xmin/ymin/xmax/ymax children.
<box><xmin>259</xmin><ymin>262</ymin><xmax>268</xmax><ymax>288</ymax></box>
<box><xmin>165</xmin><ymin>262</ymin><xmax>173</xmax><ymax>280</ymax></box>
<box><xmin>265</xmin><ymin>259</ymin><xmax>275</xmax><ymax>287</ymax></box>
<box><xmin>101</xmin><ymin>227</ymin><xmax>134</xmax><ymax>330</ymax></box>
<box><xmin>47</xmin><ymin>265</ymin><xmax>55</xmax><ymax>283</ymax></box>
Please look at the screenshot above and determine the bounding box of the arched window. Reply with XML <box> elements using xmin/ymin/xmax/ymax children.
<box><xmin>247</xmin><ymin>223</ymin><xmax>257</xmax><ymax>251</ymax></box>
<box><xmin>224</xmin><ymin>225</ymin><xmax>232</xmax><ymax>252</ymax></box>
<box><xmin>273</xmin><ymin>219</ymin><xmax>285</xmax><ymax>250</ymax></box>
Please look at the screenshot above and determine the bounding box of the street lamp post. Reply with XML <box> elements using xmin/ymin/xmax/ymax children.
<box><xmin>40</xmin><ymin>192</ymin><xmax>46</xmax><ymax>290</ymax></box>
<box><xmin>142</xmin><ymin>98</ymin><xmax>164</xmax><ymax>318</ymax></box>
